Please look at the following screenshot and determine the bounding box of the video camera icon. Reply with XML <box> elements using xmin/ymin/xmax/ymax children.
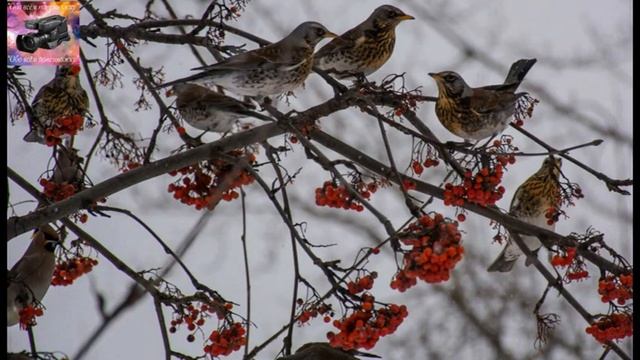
<box><xmin>16</xmin><ymin>15</ymin><xmax>70</xmax><ymax>53</ymax></box>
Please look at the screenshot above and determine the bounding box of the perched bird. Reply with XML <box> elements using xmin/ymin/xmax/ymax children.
<box><xmin>24</xmin><ymin>64</ymin><xmax>90</xmax><ymax>144</ymax></box>
<box><xmin>429</xmin><ymin>58</ymin><xmax>536</xmax><ymax>141</ymax></box>
<box><xmin>314</xmin><ymin>5</ymin><xmax>414</xmax><ymax>79</ymax></box>
<box><xmin>51</xmin><ymin>144</ymin><xmax>84</xmax><ymax>186</ymax></box>
<box><xmin>7</xmin><ymin>224</ymin><xmax>60</xmax><ymax>326</ymax></box>
<box><xmin>167</xmin><ymin>83</ymin><xmax>272</xmax><ymax>133</ymax></box>
<box><xmin>159</xmin><ymin>22</ymin><xmax>337</xmax><ymax>97</ymax></box>
<box><xmin>277</xmin><ymin>342</ymin><xmax>381</xmax><ymax>360</ymax></box>
<box><xmin>487</xmin><ymin>156</ymin><xmax>562</xmax><ymax>272</ymax></box>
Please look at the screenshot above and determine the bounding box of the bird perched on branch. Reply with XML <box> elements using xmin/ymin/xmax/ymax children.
<box><xmin>277</xmin><ymin>342</ymin><xmax>381</xmax><ymax>360</ymax></box>
<box><xmin>487</xmin><ymin>156</ymin><xmax>562</xmax><ymax>272</ymax></box>
<box><xmin>7</xmin><ymin>224</ymin><xmax>60</xmax><ymax>326</ymax></box>
<box><xmin>24</xmin><ymin>64</ymin><xmax>90</xmax><ymax>145</ymax></box>
<box><xmin>158</xmin><ymin>22</ymin><xmax>337</xmax><ymax>97</ymax></box>
<box><xmin>314</xmin><ymin>5</ymin><xmax>414</xmax><ymax>79</ymax></box>
<box><xmin>166</xmin><ymin>83</ymin><xmax>272</xmax><ymax>133</ymax></box>
<box><xmin>429</xmin><ymin>58</ymin><xmax>536</xmax><ymax>141</ymax></box>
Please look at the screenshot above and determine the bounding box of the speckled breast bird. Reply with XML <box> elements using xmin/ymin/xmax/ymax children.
<box><xmin>429</xmin><ymin>58</ymin><xmax>536</xmax><ymax>141</ymax></box>
<box><xmin>313</xmin><ymin>5</ymin><xmax>414</xmax><ymax>79</ymax></box>
<box><xmin>24</xmin><ymin>64</ymin><xmax>90</xmax><ymax>144</ymax></box>
<box><xmin>487</xmin><ymin>156</ymin><xmax>562</xmax><ymax>272</ymax></box>
<box><xmin>167</xmin><ymin>83</ymin><xmax>272</xmax><ymax>133</ymax></box>
<box><xmin>159</xmin><ymin>22</ymin><xmax>337</xmax><ymax>97</ymax></box>
<box><xmin>7</xmin><ymin>224</ymin><xmax>60</xmax><ymax>326</ymax></box>
<box><xmin>277</xmin><ymin>342</ymin><xmax>381</xmax><ymax>360</ymax></box>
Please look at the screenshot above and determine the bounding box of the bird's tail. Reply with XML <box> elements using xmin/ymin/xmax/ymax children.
<box><xmin>23</xmin><ymin>129</ymin><xmax>45</xmax><ymax>144</ymax></box>
<box><xmin>503</xmin><ymin>58</ymin><xmax>537</xmax><ymax>88</ymax></box>
<box><xmin>156</xmin><ymin>71</ymin><xmax>218</xmax><ymax>90</ymax></box>
<box><xmin>487</xmin><ymin>246</ymin><xmax>517</xmax><ymax>273</ymax></box>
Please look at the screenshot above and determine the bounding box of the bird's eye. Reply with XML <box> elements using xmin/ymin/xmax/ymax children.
<box><xmin>315</xmin><ymin>28</ymin><xmax>325</xmax><ymax>36</ymax></box>
<box><xmin>445</xmin><ymin>75</ymin><xmax>457</xmax><ymax>82</ymax></box>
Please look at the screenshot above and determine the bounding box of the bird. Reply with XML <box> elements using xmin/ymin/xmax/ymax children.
<box><xmin>429</xmin><ymin>58</ymin><xmax>536</xmax><ymax>141</ymax></box>
<box><xmin>277</xmin><ymin>342</ymin><xmax>381</xmax><ymax>360</ymax></box>
<box><xmin>487</xmin><ymin>156</ymin><xmax>562</xmax><ymax>272</ymax></box>
<box><xmin>51</xmin><ymin>144</ymin><xmax>84</xmax><ymax>186</ymax></box>
<box><xmin>166</xmin><ymin>83</ymin><xmax>273</xmax><ymax>133</ymax></box>
<box><xmin>313</xmin><ymin>5</ymin><xmax>414</xmax><ymax>79</ymax></box>
<box><xmin>24</xmin><ymin>64</ymin><xmax>90</xmax><ymax>144</ymax></box>
<box><xmin>7</xmin><ymin>224</ymin><xmax>60</xmax><ymax>326</ymax></box>
<box><xmin>158</xmin><ymin>22</ymin><xmax>337</xmax><ymax>97</ymax></box>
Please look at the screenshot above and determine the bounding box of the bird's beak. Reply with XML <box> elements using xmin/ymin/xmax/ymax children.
<box><xmin>396</xmin><ymin>14</ymin><xmax>415</xmax><ymax>21</ymax></box>
<box><xmin>428</xmin><ymin>72</ymin><xmax>440</xmax><ymax>79</ymax></box>
<box><xmin>324</xmin><ymin>31</ymin><xmax>338</xmax><ymax>38</ymax></box>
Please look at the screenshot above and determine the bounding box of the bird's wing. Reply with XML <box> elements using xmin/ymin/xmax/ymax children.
<box><xmin>191</xmin><ymin>44</ymin><xmax>303</xmax><ymax>72</ymax></box>
<box><xmin>8</xmin><ymin>252</ymin><xmax>51</xmax><ymax>284</ymax></box>
<box><xmin>314</xmin><ymin>26</ymin><xmax>365</xmax><ymax>59</ymax></box>
<box><xmin>199</xmin><ymin>92</ymin><xmax>255</xmax><ymax>114</ymax></box>
<box><xmin>29</xmin><ymin>79</ymin><xmax>59</xmax><ymax>116</ymax></box>
<box><xmin>468</xmin><ymin>87</ymin><xmax>517</xmax><ymax>115</ymax></box>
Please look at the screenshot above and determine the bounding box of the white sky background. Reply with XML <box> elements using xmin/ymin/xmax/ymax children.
<box><xmin>7</xmin><ymin>0</ymin><xmax>632</xmax><ymax>359</ymax></box>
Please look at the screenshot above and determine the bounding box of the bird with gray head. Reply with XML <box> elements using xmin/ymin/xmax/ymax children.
<box><xmin>429</xmin><ymin>58</ymin><xmax>536</xmax><ymax>141</ymax></box>
<box><xmin>277</xmin><ymin>342</ymin><xmax>381</xmax><ymax>360</ymax></box>
<box><xmin>314</xmin><ymin>4</ymin><xmax>414</xmax><ymax>79</ymax></box>
<box><xmin>7</xmin><ymin>224</ymin><xmax>60</xmax><ymax>326</ymax></box>
<box><xmin>24</xmin><ymin>64</ymin><xmax>90</xmax><ymax>144</ymax></box>
<box><xmin>167</xmin><ymin>83</ymin><xmax>273</xmax><ymax>134</ymax></box>
<box><xmin>158</xmin><ymin>22</ymin><xmax>337</xmax><ymax>97</ymax></box>
<box><xmin>487</xmin><ymin>156</ymin><xmax>562</xmax><ymax>272</ymax></box>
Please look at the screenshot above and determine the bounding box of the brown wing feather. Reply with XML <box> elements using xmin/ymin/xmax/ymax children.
<box><xmin>314</xmin><ymin>25</ymin><xmax>364</xmax><ymax>59</ymax></box>
<box><xmin>469</xmin><ymin>88</ymin><xmax>517</xmax><ymax>115</ymax></box>
<box><xmin>192</xmin><ymin>43</ymin><xmax>298</xmax><ymax>72</ymax></box>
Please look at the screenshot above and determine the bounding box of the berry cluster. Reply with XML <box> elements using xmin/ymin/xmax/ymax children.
<box><xmin>390</xmin><ymin>213</ymin><xmax>464</xmax><ymax>291</ymax></box>
<box><xmin>598</xmin><ymin>274</ymin><xmax>633</xmax><ymax>305</ymax></box>
<box><xmin>315</xmin><ymin>180</ymin><xmax>379</xmax><ymax>212</ymax></box>
<box><xmin>544</xmin><ymin>207</ymin><xmax>562</xmax><ymax>226</ymax></box>
<box><xmin>168</xmin><ymin>152</ymin><xmax>256</xmax><ymax>210</ymax></box>
<box><xmin>347</xmin><ymin>273</ymin><xmax>377</xmax><ymax>295</ymax></box>
<box><xmin>550</xmin><ymin>247</ymin><xmax>576</xmax><ymax>267</ymax></box>
<box><xmin>296</xmin><ymin>301</ymin><xmax>333</xmax><ymax>325</ymax></box>
<box><xmin>204</xmin><ymin>322</ymin><xmax>247</xmax><ymax>357</ymax></box>
<box><xmin>443</xmin><ymin>166</ymin><xmax>506</xmax><ymax>207</ymax></box>
<box><xmin>40</xmin><ymin>178</ymin><xmax>77</xmax><ymax>202</ymax></box>
<box><xmin>51</xmin><ymin>256</ymin><xmax>98</xmax><ymax>286</ymax></box>
<box><xmin>585</xmin><ymin>313</ymin><xmax>633</xmax><ymax>343</ymax></box>
<box><xmin>550</xmin><ymin>247</ymin><xmax>590</xmax><ymax>282</ymax></box>
<box><xmin>18</xmin><ymin>304</ymin><xmax>44</xmax><ymax>330</ymax></box>
<box><xmin>327</xmin><ymin>295</ymin><xmax>408</xmax><ymax>351</ymax></box>
<box><xmin>44</xmin><ymin>114</ymin><xmax>84</xmax><ymax>146</ymax></box>
<box><xmin>411</xmin><ymin>158</ymin><xmax>440</xmax><ymax>175</ymax></box>
<box><xmin>410</xmin><ymin>158</ymin><xmax>439</xmax><ymax>176</ymax></box>
<box><xmin>169</xmin><ymin>301</ymin><xmax>232</xmax><ymax>345</ymax></box>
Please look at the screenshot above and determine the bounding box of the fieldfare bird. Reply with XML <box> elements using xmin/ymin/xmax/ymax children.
<box><xmin>7</xmin><ymin>224</ymin><xmax>60</xmax><ymax>326</ymax></box>
<box><xmin>167</xmin><ymin>83</ymin><xmax>272</xmax><ymax>133</ymax></box>
<box><xmin>277</xmin><ymin>342</ymin><xmax>381</xmax><ymax>360</ymax></box>
<box><xmin>314</xmin><ymin>5</ymin><xmax>414</xmax><ymax>79</ymax></box>
<box><xmin>24</xmin><ymin>64</ymin><xmax>90</xmax><ymax>144</ymax></box>
<box><xmin>487</xmin><ymin>156</ymin><xmax>562</xmax><ymax>272</ymax></box>
<box><xmin>429</xmin><ymin>58</ymin><xmax>536</xmax><ymax>141</ymax></box>
<box><xmin>159</xmin><ymin>22</ymin><xmax>337</xmax><ymax>97</ymax></box>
